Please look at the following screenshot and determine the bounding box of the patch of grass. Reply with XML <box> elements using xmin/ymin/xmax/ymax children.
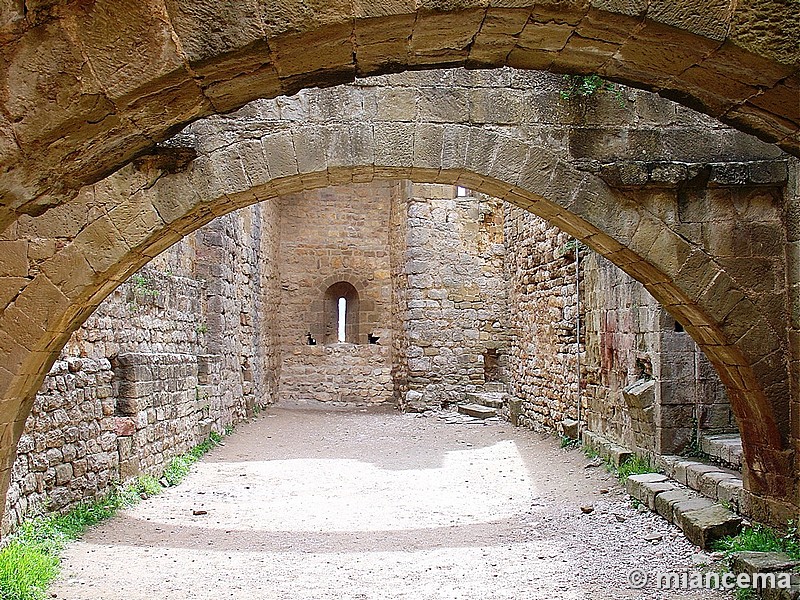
<box><xmin>129</xmin><ymin>474</ymin><xmax>163</xmax><ymax>499</ymax></box>
<box><xmin>0</xmin><ymin>540</ymin><xmax>59</xmax><ymax>600</ymax></box>
<box><xmin>714</xmin><ymin>522</ymin><xmax>800</xmax><ymax>560</ymax></box>
<box><xmin>617</xmin><ymin>454</ymin><xmax>655</xmax><ymax>482</ymax></box>
<box><xmin>163</xmin><ymin>432</ymin><xmax>223</xmax><ymax>486</ymax></box>
<box><xmin>736</xmin><ymin>588</ymin><xmax>757</xmax><ymax>600</ymax></box>
<box><xmin>0</xmin><ymin>480</ymin><xmax>140</xmax><ymax>600</ymax></box>
<box><xmin>0</xmin><ymin>432</ymin><xmax>225</xmax><ymax>600</ymax></box>
<box><xmin>583</xmin><ymin>445</ymin><xmax>600</xmax><ymax>460</ymax></box>
<box><xmin>163</xmin><ymin>456</ymin><xmax>192</xmax><ymax>486</ymax></box>
<box><xmin>559</xmin><ymin>435</ymin><xmax>580</xmax><ymax>449</ymax></box>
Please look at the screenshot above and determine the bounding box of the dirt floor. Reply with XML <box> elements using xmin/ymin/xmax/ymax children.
<box><xmin>50</xmin><ymin>405</ymin><xmax>732</xmax><ymax>599</ymax></box>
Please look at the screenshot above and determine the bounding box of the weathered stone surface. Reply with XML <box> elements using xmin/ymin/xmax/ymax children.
<box><xmin>397</xmin><ymin>186</ymin><xmax>510</xmax><ymax>410</ymax></box>
<box><xmin>731</xmin><ymin>551</ymin><xmax>800</xmax><ymax>575</ymax></box>
<box><xmin>275</xmin><ymin>183</ymin><xmax>396</xmax><ymax>406</ymax></box>
<box><xmin>702</xmin><ymin>433</ymin><xmax>744</xmax><ymax>469</ymax></box>
<box><xmin>465</xmin><ymin>392</ymin><xmax>506</xmax><ymax>409</ymax></box>
<box><xmin>654</xmin><ymin>489</ymin><xmax>701</xmax><ymax>524</ymax></box>
<box><xmin>0</xmin><ymin>2</ymin><xmax>797</xmax><ymax>238</ymax></box>
<box><xmin>559</xmin><ymin>418</ymin><xmax>580</xmax><ymax>440</ymax></box>
<box><xmin>625</xmin><ymin>473</ymin><xmax>679</xmax><ymax>509</ymax></box>
<box><xmin>674</xmin><ymin>503</ymin><xmax>742</xmax><ymax>549</ymax></box>
<box><xmin>458</xmin><ymin>404</ymin><xmax>498</xmax><ymax>419</ymax></box>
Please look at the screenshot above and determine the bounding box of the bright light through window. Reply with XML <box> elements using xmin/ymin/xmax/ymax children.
<box><xmin>456</xmin><ymin>185</ymin><xmax>468</xmax><ymax>197</ymax></box>
<box><xmin>338</xmin><ymin>297</ymin><xmax>346</xmax><ymax>342</ymax></box>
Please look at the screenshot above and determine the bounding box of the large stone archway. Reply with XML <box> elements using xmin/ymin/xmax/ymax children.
<box><xmin>0</xmin><ymin>71</ymin><xmax>794</xmax><ymax>526</ymax></box>
<box><xmin>0</xmin><ymin>1</ymin><xmax>797</xmax><ymax>229</ymax></box>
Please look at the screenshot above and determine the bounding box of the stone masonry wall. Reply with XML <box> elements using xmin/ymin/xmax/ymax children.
<box><xmin>505</xmin><ymin>204</ymin><xmax>735</xmax><ymax>453</ymax></box>
<box><xmin>504</xmin><ymin>205</ymin><xmax>581</xmax><ymax>430</ymax></box>
<box><xmin>582</xmin><ymin>251</ymin><xmax>734</xmax><ymax>454</ymax></box>
<box><xmin>389</xmin><ymin>182</ymin><xmax>411</xmax><ymax>406</ymax></box>
<box><xmin>276</xmin><ymin>183</ymin><xmax>397</xmax><ymax>405</ymax></box>
<box><xmin>3</xmin><ymin>204</ymin><xmax>278</xmax><ymax>532</ymax></box>
<box><xmin>401</xmin><ymin>184</ymin><xmax>510</xmax><ymax>410</ymax></box>
<box><xmin>194</xmin><ymin>202</ymin><xmax>279</xmax><ymax>421</ymax></box>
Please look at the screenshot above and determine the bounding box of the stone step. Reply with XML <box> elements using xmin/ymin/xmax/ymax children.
<box><xmin>625</xmin><ymin>473</ymin><xmax>742</xmax><ymax>549</ymax></box>
<box><xmin>457</xmin><ymin>403</ymin><xmax>497</xmax><ymax>419</ymax></box>
<box><xmin>657</xmin><ymin>455</ymin><xmax>744</xmax><ymax>512</ymax></box>
<box><xmin>700</xmin><ymin>433</ymin><xmax>743</xmax><ymax>470</ymax></box>
<box><xmin>463</xmin><ymin>391</ymin><xmax>506</xmax><ymax>409</ymax></box>
<box><xmin>581</xmin><ymin>430</ymin><xmax>633</xmax><ymax>467</ymax></box>
<box><xmin>483</xmin><ymin>381</ymin><xmax>507</xmax><ymax>393</ymax></box>
<box><xmin>559</xmin><ymin>418</ymin><xmax>580</xmax><ymax>440</ymax></box>
<box><xmin>730</xmin><ymin>552</ymin><xmax>800</xmax><ymax>599</ymax></box>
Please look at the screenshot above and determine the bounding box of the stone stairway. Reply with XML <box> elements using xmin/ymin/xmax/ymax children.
<box><xmin>625</xmin><ymin>473</ymin><xmax>742</xmax><ymax>549</ymax></box>
<box><xmin>656</xmin><ymin>455</ymin><xmax>744</xmax><ymax>512</ymax></box>
<box><xmin>615</xmin><ymin>431</ymin><xmax>799</xmax><ymax>599</ymax></box>
<box><xmin>582</xmin><ymin>430</ymin><xmax>744</xmax><ymax>550</ymax></box>
<box><xmin>701</xmin><ymin>432</ymin><xmax>744</xmax><ymax>470</ymax></box>
<box><xmin>457</xmin><ymin>385</ymin><xmax>508</xmax><ymax>419</ymax></box>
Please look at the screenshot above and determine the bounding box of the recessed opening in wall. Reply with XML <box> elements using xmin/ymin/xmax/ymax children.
<box><xmin>635</xmin><ymin>356</ymin><xmax>653</xmax><ymax>380</ymax></box>
<box><xmin>323</xmin><ymin>282</ymin><xmax>360</xmax><ymax>344</ymax></box>
<box><xmin>674</xmin><ymin>320</ymin><xmax>685</xmax><ymax>333</ymax></box>
<box><xmin>484</xmin><ymin>349</ymin><xmax>501</xmax><ymax>381</ymax></box>
<box><xmin>456</xmin><ymin>185</ymin><xmax>469</xmax><ymax>197</ymax></box>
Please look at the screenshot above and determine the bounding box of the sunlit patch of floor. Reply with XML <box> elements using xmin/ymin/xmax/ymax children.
<box><xmin>57</xmin><ymin>541</ymin><xmax>582</xmax><ymax>600</ymax></box>
<box><xmin>49</xmin><ymin>408</ymin><xmax>731</xmax><ymax>600</ymax></box>
<box><xmin>129</xmin><ymin>439</ymin><xmax>534</xmax><ymax>532</ymax></box>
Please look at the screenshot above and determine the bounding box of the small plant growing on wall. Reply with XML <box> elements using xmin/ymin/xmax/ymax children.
<box><xmin>557</xmin><ymin>238</ymin><xmax>587</xmax><ymax>260</ymax></box>
<box><xmin>127</xmin><ymin>273</ymin><xmax>160</xmax><ymax>311</ymax></box>
<box><xmin>560</xmin><ymin>74</ymin><xmax>625</xmax><ymax>105</ymax></box>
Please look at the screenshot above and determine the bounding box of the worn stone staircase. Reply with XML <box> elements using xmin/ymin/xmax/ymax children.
<box><xmin>581</xmin><ymin>430</ymin><xmax>744</xmax><ymax>550</ymax></box>
<box><xmin>457</xmin><ymin>383</ymin><xmax>508</xmax><ymax>419</ymax></box>
<box><xmin>701</xmin><ymin>432</ymin><xmax>744</xmax><ymax>470</ymax></box>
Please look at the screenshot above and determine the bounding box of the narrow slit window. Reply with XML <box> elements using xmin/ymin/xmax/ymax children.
<box><xmin>323</xmin><ymin>281</ymin><xmax>359</xmax><ymax>344</ymax></box>
<box><xmin>338</xmin><ymin>297</ymin><xmax>347</xmax><ymax>342</ymax></box>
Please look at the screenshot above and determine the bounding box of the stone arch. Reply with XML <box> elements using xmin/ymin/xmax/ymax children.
<box><xmin>0</xmin><ymin>2</ymin><xmax>797</xmax><ymax>229</ymax></box>
<box><xmin>0</xmin><ymin>115</ymin><xmax>792</xmax><ymax>523</ymax></box>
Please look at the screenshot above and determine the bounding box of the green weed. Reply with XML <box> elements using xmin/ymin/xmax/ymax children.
<box><xmin>735</xmin><ymin>588</ymin><xmax>757</xmax><ymax>600</ymax></box>
<box><xmin>560</xmin><ymin>435</ymin><xmax>580</xmax><ymax>450</ymax></box>
<box><xmin>0</xmin><ymin>540</ymin><xmax>59</xmax><ymax>600</ymax></box>
<box><xmin>714</xmin><ymin>522</ymin><xmax>800</xmax><ymax>560</ymax></box>
<box><xmin>617</xmin><ymin>454</ymin><xmax>655</xmax><ymax>482</ymax></box>
<box><xmin>0</xmin><ymin>432</ymin><xmax>224</xmax><ymax>600</ymax></box>
<box><xmin>583</xmin><ymin>445</ymin><xmax>600</xmax><ymax>460</ymax></box>
<box><xmin>560</xmin><ymin>74</ymin><xmax>625</xmax><ymax>105</ymax></box>
<box><xmin>162</xmin><ymin>433</ymin><xmax>222</xmax><ymax>486</ymax></box>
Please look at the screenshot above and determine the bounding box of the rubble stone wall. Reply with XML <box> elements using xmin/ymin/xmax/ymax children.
<box><xmin>3</xmin><ymin>204</ymin><xmax>278</xmax><ymax>532</ymax></box>
<box><xmin>504</xmin><ymin>205</ymin><xmax>581</xmax><ymax>430</ymax></box>
<box><xmin>400</xmin><ymin>184</ymin><xmax>511</xmax><ymax>410</ymax></box>
<box><xmin>275</xmin><ymin>183</ymin><xmax>398</xmax><ymax>405</ymax></box>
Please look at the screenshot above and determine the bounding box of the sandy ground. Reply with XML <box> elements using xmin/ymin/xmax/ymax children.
<box><xmin>50</xmin><ymin>405</ymin><xmax>732</xmax><ymax>599</ymax></box>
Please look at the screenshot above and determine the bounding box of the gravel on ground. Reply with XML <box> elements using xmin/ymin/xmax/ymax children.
<box><xmin>50</xmin><ymin>404</ymin><xmax>732</xmax><ymax>599</ymax></box>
